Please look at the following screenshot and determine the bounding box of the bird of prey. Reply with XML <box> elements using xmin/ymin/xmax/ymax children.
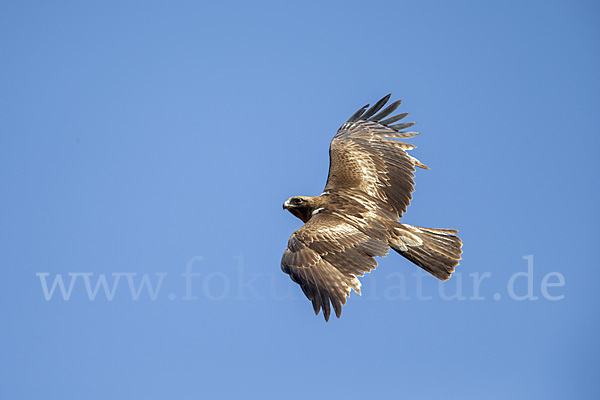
<box><xmin>282</xmin><ymin>94</ymin><xmax>462</xmax><ymax>321</ymax></box>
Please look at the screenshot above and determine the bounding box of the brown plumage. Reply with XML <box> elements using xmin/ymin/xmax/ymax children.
<box><xmin>281</xmin><ymin>94</ymin><xmax>462</xmax><ymax>321</ymax></box>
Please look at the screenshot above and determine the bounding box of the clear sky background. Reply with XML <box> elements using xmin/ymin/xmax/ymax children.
<box><xmin>1</xmin><ymin>1</ymin><xmax>599</xmax><ymax>399</ymax></box>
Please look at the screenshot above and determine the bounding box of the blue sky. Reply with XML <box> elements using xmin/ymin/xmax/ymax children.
<box><xmin>1</xmin><ymin>1</ymin><xmax>599</xmax><ymax>399</ymax></box>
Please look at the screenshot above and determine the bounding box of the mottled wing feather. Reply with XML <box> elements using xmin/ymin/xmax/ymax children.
<box><xmin>281</xmin><ymin>212</ymin><xmax>389</xmax><ymax>321</ymax></box>
<box><xmin>324</xmin><ymin>95</ymin><xmax>427</xmax><ymax>218</ymax></box>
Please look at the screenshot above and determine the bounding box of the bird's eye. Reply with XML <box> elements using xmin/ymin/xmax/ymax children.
<box><xmin>295</xmin><ymin>198</ymin><xmax>303</xmax><ymax>204</ymax></box>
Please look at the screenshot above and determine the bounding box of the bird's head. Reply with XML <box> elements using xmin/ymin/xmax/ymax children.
<box><xmin>283</xmin><ymin>196</ymin><xmax>316</xmax><ymax>223</ymax></box>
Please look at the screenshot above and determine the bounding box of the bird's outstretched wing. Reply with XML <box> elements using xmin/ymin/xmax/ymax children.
<box><xmin>281</xmin><ymin>211</ymin><xmax>389</xmax><ymax>321</ymax></box>
<box><xmin>324</xmin><ymin>94</ymin><xmax>427</xmax><ymax>218</ymax></box>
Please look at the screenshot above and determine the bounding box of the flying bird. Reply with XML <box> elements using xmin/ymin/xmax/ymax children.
<box><xmin>281</xmin><ymin>94</ymin><xmax>463</xmax><ymax>321</ymax></box>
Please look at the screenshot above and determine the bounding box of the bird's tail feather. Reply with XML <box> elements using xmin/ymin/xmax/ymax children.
<box><xmin>390</xmin><ymin>223</ymin><xmax>462</xmax><ymax>280</ymax></box>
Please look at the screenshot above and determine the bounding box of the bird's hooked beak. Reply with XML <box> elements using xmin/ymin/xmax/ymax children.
<box><xmin>282</xmin><ymin>199</ymin><xmax>290</xmax><ymax>210</ymax></box>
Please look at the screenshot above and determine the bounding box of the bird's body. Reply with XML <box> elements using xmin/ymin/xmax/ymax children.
<box><xmin>282</xmin><ymin>94</ymin><xmax>462</xmax><ymax>321</ymax></box>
